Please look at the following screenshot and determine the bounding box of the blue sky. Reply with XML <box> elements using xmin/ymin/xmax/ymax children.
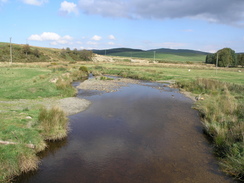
<box><xmin>1</xmin><ymin>0</ymin><xmax>244</xmax><ymax>53</ymax></box>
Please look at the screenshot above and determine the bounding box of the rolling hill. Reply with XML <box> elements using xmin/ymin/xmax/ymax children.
<box><xmin>92</xmin><ymin>48</ymin><xmax>209</xmax><ymax>63</ymax></box>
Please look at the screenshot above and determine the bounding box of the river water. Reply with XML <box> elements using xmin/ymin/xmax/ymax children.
<box><xmin>14</xmin><ymin>81</ymin><xmax>235</xmax><ymax>183</ymax></box>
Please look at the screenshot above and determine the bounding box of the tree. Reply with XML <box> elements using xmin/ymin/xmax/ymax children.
<box><xmin>22</xmin><ymin>44</ymin><xmax>31</xmax><ymax>55</ymax></box>
<box><xmin>78</xmin><ymin>50</ymin><xmax>93</xmax><ymax>61</ymax></box>
<box><xmin>205</xmin><ymin>54</ymin><xmax>215</xmax><ymax>64</ymax></box>
<box><xmin>237</xmin><ymin>54</ymin><xmax>244</xmax><ymax>67</ymax></box>
<box><xmin>33</xmin><ymin>48</ymin><xmax>40</xmax><ymax>58</ymax></box>
<box><xmin>66</xmin><ymin>47</ymin><xmax>71</xmax><ymax>53</ymax></box>
<box><xmin>73</xmin><ymin>48</ymin><xmax>78</xmax><ymax>55</ymax></box>
<box><xmin>60</xmin><ymin>48</ymin><xmax>66</xmax><ymax>59</ymax></box>
<box><xmin>216</xmin><ymin>48</ymin><xmax>237</xmax><ymax>67</ymax></box>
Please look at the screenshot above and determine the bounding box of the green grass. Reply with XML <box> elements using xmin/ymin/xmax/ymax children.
<box><xmin>88</xmin><ymin>63</ymin><xmax>244</xmax><ymax>85</ymax></box>
<box><xmin>0</xmin><ymin>108</ymin><xmax>45</xmax><ymax>182</ymax></box>
<box><xmin>108</xmin><ymin>51</ymin><xmax>206</xmax><ymax>62</ymax></box>
<box><xmin>38</xmin><ymin>106</ymin><xmax>69</xmax><ymax>140</ymax></box>
<box><xmin>176</xmin><ymin>78</ymin><xmax>244</xmax><ymax>180</ymax></box>
<box><xmin>0</xmin><ymin>67</ymin><xmax>62</xmax><ymax>99</ymax></box>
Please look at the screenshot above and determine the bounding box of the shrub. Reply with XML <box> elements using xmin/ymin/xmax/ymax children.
<box><xmin>79</xmin><ymin>66</ymin><xmax>88</xmax><ymax>73</ymax></box>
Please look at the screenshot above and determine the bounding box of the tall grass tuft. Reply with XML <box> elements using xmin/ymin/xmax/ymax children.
<box><xmin>38</xmin><ymin>106</ymin><xmax>69</xmax><ymax>141</ymax></box>
<box><xmin>177</xmin><ymin>78</ymin><xmax>244</xmax><ymax>180</ymax></box>
<box><xmin>56</xmin><ymin>77</ymin><xmax>76</xmax><ymax>97</ymax></box>
<box><xmin>0</xmin><ymin>145</ymin><xmax>39</xmax><ymax>182</ymax></box>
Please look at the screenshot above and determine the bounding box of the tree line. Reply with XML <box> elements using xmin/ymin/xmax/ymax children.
<box><xmin>205</xmin><ymin>48</ymin><xmax>244</xmax><ymax>67</ymax></box>
<box><xmin>60</xmin><ymin>47</ymin><xmax>93</xmax><ymax>61</ymax></box>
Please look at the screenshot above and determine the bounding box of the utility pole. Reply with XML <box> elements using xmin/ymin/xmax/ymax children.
<box><xmin>215</xmin><ymin>53</ymin><xmax>218</xmax><ymax>75</ymax></box>
<box><xmin>154</xmin><ymin>51</ymin><xmax>156</xmax><ymax>62</ymax></box>
<box><xmin>10</xmin><ymin>37</ymin><xmax>12</xmax><ymax>64</ymax></box>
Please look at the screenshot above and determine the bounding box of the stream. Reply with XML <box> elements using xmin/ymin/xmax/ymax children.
<box><xmin>14</xmin><ymin>81</ymin><xmax>235</xmax><ymax>183</ymax></box>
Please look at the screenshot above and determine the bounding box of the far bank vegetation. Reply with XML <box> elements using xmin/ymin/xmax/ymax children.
<box><xmin>205</xmin><ymin>47</ymin><xmax>244</xmax><ymax>67</ymax></box>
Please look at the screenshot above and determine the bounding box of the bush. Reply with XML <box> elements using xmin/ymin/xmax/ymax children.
<box><xmin>79</xmin><ymin>66</ymin><xmax>88</xmax><ymax>73</ymax></box>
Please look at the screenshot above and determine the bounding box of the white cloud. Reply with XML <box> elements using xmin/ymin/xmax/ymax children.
<box><xmin>28</xmin><ymin>32</ymin><xmax>61</xmax><ymax>41</ymax></box>
<box><xmin>21</xmin><ymin>0</ymin><xmax>48</xmax><ymax>6</ymax></box>
<box><xmin>91</xmin><ymin>35</ymin><xmax>102</xmax><ymax>41</ymax></box>
<box><xmin>108</xmin><ymin>35</ymin><xmax>116</xmax><ymax>40</ymax></box>
<box><xmin>59</xmin><ymin>1</ymin><xmax>79</xmax><ymax>15</ymax></box>
<box><xmin>63</xmin><ymin>35</ymin><xmax>73</xmax><ymax>40</ymax></box>
<box><xmin>28</xmin><ymin>32</ymin><xmax>73</xmax><ymax>45</ymax></box>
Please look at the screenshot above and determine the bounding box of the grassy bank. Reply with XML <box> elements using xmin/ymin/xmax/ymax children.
<box><xmin>88</xmin><ymin>62</ymin><xmax>244</xmax><ymax>180</ymax></box>
<box><xmin>176</xmin><ymin>79</ymin><xmax>244</xmax><ymax>180</ymax></box>
<box><xmin>0</xmin><ymin>63</ymin><xmax>88</xmax><ymax>182</ymax></box>
<box><xmin>88</xmin><ymin>63</ymin><xmax>243</xmax><ymax>84</ymax></box>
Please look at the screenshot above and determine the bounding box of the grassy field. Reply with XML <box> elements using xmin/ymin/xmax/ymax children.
<box><xmin>86</xmin><ymin>62</ymin><xmax>244</xmax><ymax>84</ymax></box>
<box><xmin>106</xmin><ymin>51</ymin><xmax>206</xmax><ymax>63</ymax></box>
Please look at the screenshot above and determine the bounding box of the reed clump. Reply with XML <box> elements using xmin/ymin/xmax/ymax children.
<box><xmin>177</xmin><ymin>78</ymin><xmax>244</xmax><ymax>180</ymax></box>
<box><xmin>38</xmin><ymin>106</ymin><xmax>69</xmax><ymax>141</ymax></box>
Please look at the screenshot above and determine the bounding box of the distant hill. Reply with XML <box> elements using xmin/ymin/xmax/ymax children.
<box><xmin>148</xmin><ymin>48</ymin><xmax>209</xmax><ymax>55</ymax></box>
<box><xmin>92</xmin><ymin>48</ymin><xmax>209</xmax><ymax>63</ymax></box>
<box><xmin>92</xmin><ymin>48</ymin><xmax>145</xmax><ymax>55</ymax></box>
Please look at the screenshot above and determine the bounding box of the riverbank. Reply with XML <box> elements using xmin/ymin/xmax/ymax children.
<box><xmin>0</xmin><ymin>65</ymin><xmax>91</xmax><ymax>182</ymax></box>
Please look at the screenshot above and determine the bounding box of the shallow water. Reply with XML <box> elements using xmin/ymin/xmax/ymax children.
<box><xmin>14</xmin><ymin>82</ymin><xmax>235</xmax><ymax>183</ymax></box>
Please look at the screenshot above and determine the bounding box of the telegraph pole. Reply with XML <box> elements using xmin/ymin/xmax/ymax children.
<box><xmin>10</xmin><ymin>37</ymin><xmax>12</xmax><ymax>64</ymax></box>
<box><xmin>215</xmin><ymin>53</ymin><xmax>218</xmax><ymax>75</ymax></box>
<box><xmin>154</xmin><ymin>51</ymin><xmax>156</xmax><ymax>62</ymax></box>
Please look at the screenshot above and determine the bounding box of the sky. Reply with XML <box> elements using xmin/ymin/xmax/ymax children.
<box><xmin>1</xmin><ymin>0</ymin><xmax>244</xmax><ymax>53</ymax></box>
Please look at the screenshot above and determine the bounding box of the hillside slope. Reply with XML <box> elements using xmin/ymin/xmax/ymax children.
<box><xmin>0</xmin><ymin>42</ymin><xmax>93</xmax><ymax>62</ymax></box>
<box><xmin>92</xmin><ymin>47</ymin><xmax>209</xmax><ymax>63</ymax></box>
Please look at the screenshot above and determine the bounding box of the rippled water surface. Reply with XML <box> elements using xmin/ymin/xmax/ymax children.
<box><xmin>14</xmin><ymin>82</ymin><xmax>234</xmax><ymax>183</ymax></box>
